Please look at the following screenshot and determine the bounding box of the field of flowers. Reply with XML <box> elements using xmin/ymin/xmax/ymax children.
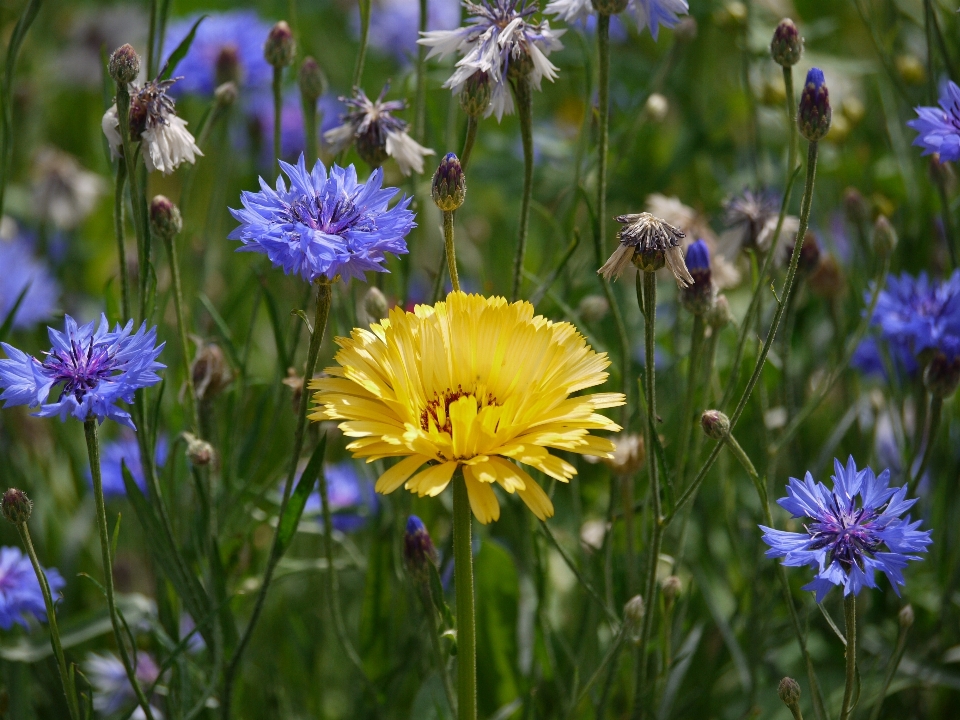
<box><xmin>0</xmin><ymin>0</ymin><xmax>958</xmax><ymax>718</ymax></box>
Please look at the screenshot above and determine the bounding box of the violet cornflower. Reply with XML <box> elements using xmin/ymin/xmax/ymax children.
<box><xmin>907</xmin><ymin>79</ymin><xmax>960</xmax><ymax>162</ymax></box>
<box><xmin>761</xmin><ymin>456</ymin><xmax>932</xmax><ymax>602</ymax></box>
<box><xmin>0</xmin><ymin>315</ymin><xmax>165</xmax><ymax>429</ymax></box>
<box><xmin>872</xmin><ymin>271</ymin><xmax>960</xmax><ymax>361</ymax></box>
<box><xmin>0</xmin><ymin>234</ymin><xmax>59</xmax><ymax>331</ymax></box>
<box><xmin>0</xmin><ymin>546</ymin><xmax>66</xmax><ymax>630</ymax></box>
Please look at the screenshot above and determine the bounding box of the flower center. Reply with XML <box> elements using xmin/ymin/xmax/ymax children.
<box><xmin>808</xmin><ymin>495</ymin><xmax>884</xmax><ymax>570</ymax></box>
<box><xmin>419</xmin><ymin>385</ymin><xmax>499</xmax><ymax>435</ymax></box>
<box><xmin>43</xmin><ymin>338</ymin><xmax>117</xmax><ymax>404</ymax></box>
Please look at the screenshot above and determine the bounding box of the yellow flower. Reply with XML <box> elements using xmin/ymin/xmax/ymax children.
<box><xmin>308</xmin><ymin>292</ymin><xmax>625</xmax><ymax>524</ymax></box>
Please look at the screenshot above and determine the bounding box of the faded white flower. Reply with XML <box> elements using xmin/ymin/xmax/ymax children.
<box><xmin>31</xmin><ymin>149</ymin><xmax>105</xmax><ymax>229</ymax></box>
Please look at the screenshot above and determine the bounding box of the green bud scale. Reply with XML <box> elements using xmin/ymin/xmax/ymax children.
<box><xmin>432</xmin><ymin>153</ymin><xmax>466</xmax><ymax>212</ymax></box>
<box><xmin>2</xmin><ymin>488</ymin><xmax>33</xmax><ymax>525</ymax></box>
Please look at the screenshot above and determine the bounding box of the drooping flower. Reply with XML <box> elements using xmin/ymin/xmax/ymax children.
<box><xmin>598</xmin><ymin>212</ymin><xmax>693</xmax><ymax>287</ymax></box>
<box><xmin>760</xmin><ymin>456</ymin><xmax>933</xmax><ymax>602</ymax></box>
<box><xmin>545</xmin><ymin>0</ymin><xmax>688</xmax><ymax>41</ymax></box>
<box><xmin>86</xmin><ymin>652</ymin><xmax>164</xmax><ymax>720</ymax></box>
<box><xmin>0</xmin><ymin>315</ymin><xmax>165</xmax><ymax>429</ymax></box>
<box><xmin>0</xmin><ymin>234</ymin><xmax>59</xmax><ymax>331</ymax></box>
<box><xmin>907</xmin><ymin>79</ymin><xmax>960</xmax><ymax>162</ymax></box>
<box><xmin>418</xmin><ymin>0</ymin><xmax>565</xmax><ymax>121</ymax></box>
<box><xmin>871</xmin><ymin>271</ymin><xmax>960</xmax><ymax>361</ymax></box>
<box><xmin>228</xmin><ymin>154</ymin><xmax>415</xmax><ymax>283</ymax></box>
<box><xmin>309</xmin><ymin>292</ymin><xmax>625</xmax><ymax>524</ymax></box>
<box><xmin>102</xmin><ymin>77</ymin><xmax>203</xmax><ymax>175</ymax></box>
<box><xmin>0</xmin><ymin>546</ymin><xmax>66</xmax><ymax>630</ymax></box>
<box><xmin>162</xmin><ymin>11</ymin><xmax>274</xmax><ymax>95</ymax></box>
<box><xmin>357</xmin><ymin>0</ymin><xmax>463</xmax><ymax>64</ymax></box>
<box><xmin>291</xmin><ymin>461</ymin><xmax>378</xmax><ymax>532</ymax></box>
<box><xmin>323</xmin><ymin>85</ymin><xmax>435</xmax><ymax>176</ymax></box>
<box><xmin>92</xmin><ymin>432</ymin><xmax>169</xmax><ymax>497</ymax></box>
<box><xmin>31</xmin><ymin>148</ymin><xmax>106</xmax><ymax>230</ymax></box>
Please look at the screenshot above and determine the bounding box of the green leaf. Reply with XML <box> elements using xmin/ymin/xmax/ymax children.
<box><xmin>110</xmin><ymin>512</ymin><xmax>122</xmax><ymax>562</ymax></box>
<box><xmin>277</xmin><ymin>433</ymin><xmax>327</xmax><ymax>555</ymax></box>
<box><xmin>409</xmin><ymin>673</ymin><xmax>454</xmax><ymax>720</ymax></box>
<box><xmin>258</xmin><ymin>273</ymin><xmax>291</xmax><ymax>372</ymax></box>
<box><xmin>0</xmin><ymin>281</ymin><xmax>30</xmax><ymax>343</ymax></box>
<box><xmin>474</xmin><ymin>540</ymin><xmax>521</xmax><ymax>717</ymax></box>
<box><xmin>159</xmin><ymin>15</ymin><xmax>207</xmax><ymax>81</ymax></box>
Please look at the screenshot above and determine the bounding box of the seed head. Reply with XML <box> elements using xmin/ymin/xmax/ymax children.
<box><xmin>700</xmin><ymin>410</ymin><xmax>730</xmax><ymax>440</ymax></box>
<box><xmin>183</xmin><ymin>433</ymin><xmax>214</xmax><ymax>466</ymax></box>
<box><xmin>770</xmin><ymin>19</ymin><xmax>803</xmax><ymax>67</ymax></box>
<box><xmin>192</xmin><ymin>341</ymin><xmax>232</xmax><ymax>401</ymax></box>
<box><xmin>149</xmin><ymin>195</ymin><xmax>182</xmax><ymax>240</ymax></box>
<box><xmin>109</xmin><ymin>44</ymin><xmax>141</xmax><ymax>86</ymax></box>
<box><xmin>215</xmin><ymin>81</ymin><xmax>238</xmax><ymax>108</ymax></box>
<box><xmin>661</xmin><ymin>575</ymin><xmax>682</xmax><ymax>604</ymax></box>
<box><xmin>1</xmin><ymin>488</ymin><xmax>32</xmax><ymax>525</ymax></box>
<box><xmin>264</xmin><ymin>21</ymin><xmax>296</xmax><ymax>68</ymax></box>
<box><xmin>797</xmin><ymin>68</ymin><xmax>832</xmax><ymax>142</ymax></box>
<box><xmin>432</xmin><ymin>153</ymin><xmax>466</xmax><ymax>212</ymax></box>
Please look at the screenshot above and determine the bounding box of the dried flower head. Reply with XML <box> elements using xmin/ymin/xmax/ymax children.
<box><xmin>599</xmin><ymin>213</ymin><xmax>693</xmax><ymax>287</ymax></box>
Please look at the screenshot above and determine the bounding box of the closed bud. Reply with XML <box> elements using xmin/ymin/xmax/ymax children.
<box><xmin>923</xmin><ymin>351</ymin><xmax>960</xmax><ymax>398</ymax></box>
<box><xmin>183</xmin><ymin>433</ymin><xmax>214</xmax><ymax>466</ymax></box>
<box><xmin>460</xmin><ymin>71</ymin><xmax>491</xmax><ymax>118</ymax></box>
<box><xmin>843</xmin><ymin>187</ymin><xmax>869</xmax><ymax>225</ymax></box>
<box><xmin>623</xmin><ymin>595</ymin><xmax>645</xmax><ymax>644</ymax></box>
<box><xmin>149</xmin><ymin>195</ymin><xmax>182</xmax><ymax>240</ymax></box>
<box><xmin>109</xmin><ymin>44</ymin><xmax>141</xmax><ymax>86</ymax></box>
<box><xmin>662</xmin><ymin>575</ymin><xmax>682</xmax><ymax>604</ymax></box>
<box><xmin>192</xmin><ymin>341</ymin><xmax>232</xmax><ymax>401</ymax></box>
<box><xmin>215</xmin><ymin>46</ymin><xmax>240</xmax><ymax>86</ymax></box>
<box><xmin>770</xmin><ymin>19</ymin><xmax>803</xmax><ymax>67</ymax></box>
<box><xmin>432</xmin><ymin>153</ymin><xmax>466</xmax><ymax>212</ymax></box>
<box><xmin>777</xmin><ymin>677</ymin><xmax>801</xmax><ymax>708</ymax></box>
<box><xmin>2</xmin><ymin>488</ymin><xmax>32</xmax><ymax>525</ymax></box>
<box><xmin>264</xmin><ymin>21</ymin><xmax>296</xmax><ymax>68</ymax></box>
<box><xmin>591</xmin><ymin>0</ymin><xmax>629</xmax><ymax>15</ymax></box>
<box><xmin>701</xmin><ymin>410</ymin><xmax>730</xmax><ymax>440</ymax></box>
<box><xmin>680</xmin><ymin>240</ymin><xmax>715</xmax><ymax>315</ymax></box>
<box><xmin>577</xmin><ymin>294</ymin><xmax>610</xmax><ymax>323</ymax></box>
<box><xmin>363</xmin><ymin>287</ymin><xmax>390</xmax><ymax>323</ymax></box>
<box><xmin>898</xmin><ymin>604</ymin><xmax>915</xmax><ymax>629</ymax></box>
<box><xmin>214</xmin><ymin>81</ymin><xmax>238</xmax><ymax>108</ymax></box>
<box><xmin>872</xmin><ymin>215</ymin><xmax>897</xmax><ymax>258</ymax></box>
<box><xmin>404</xmin><ymin>516</ymin><xmax>439</xmax><ymax>580</ymax></box>
<box><xmin>797</xmin><ymin>68</ymin><xmax>832</xmax><ymax>142</ymax></box>
<box><xmin>298</xmin><ymin>57</ymin><xmax>327</xmax><ymax>103</ymax></box>
<box><xmin>707</xmin><ymin>294</ymin><xmax>734</xmax><ymax>329</ymax></box>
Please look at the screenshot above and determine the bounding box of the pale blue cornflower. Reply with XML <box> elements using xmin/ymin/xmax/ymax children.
<box><xmin>0</xmin><ymin>315</ymin><xmax>165</xmax><ymax>428</ymax></box>
<box><xmin>761</xmin><ymin>456</ymin><xmax>932</xmax><ymax>602</ymax></box>
<box><xmin>0</xmin><ymin>234</ymin><xmax>59</xmax><ymax>331</ymax></box>
<box><xmin>0</xmin><ymin>546</ymin><xmax>65</xmax><ymax>630</ymax></box>
<box><xmin>907</xmin><ymin>79</ymin><xmax>960</xmax><ymax>163</ymax></box>
<box><xmin>228</xmin><ymin>154</ymin><xmax>415</xmax><ymax>283</ymax></box>
<box><xmin>91</xmin><ymin>432</ymin><xmax>169</xmax><ymax>498</ymax></box>
<box><xmin>300</xmin><ymin>462</ymin><xmax>378</xmax><ymax>532</ymax></box>
<box><xmin>418</xmin><ymin>0</ymin><xmax>565</xmax><ymax>121</ymax></box>
<box><xmin>545</xmin><ymin>0</ymin><xmax>687</xmax><ymax>41</ymax></box>
<box><xmin>86</xmin><ymin>652</ymin><xmax>163</xmax><ymax>720</ymax></box>
<box><xmin>872</xmin><ymin>271</ymin><xmax>960</xmax><ymax>361</ymax></box>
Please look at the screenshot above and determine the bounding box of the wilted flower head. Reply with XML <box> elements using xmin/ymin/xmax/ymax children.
<box><xmin>546</xmin><ymin>0</ymin><xmax>688</xmax><ymax>40</ymax></box>
<box><xmin>721</xmin><ymin>188</ymin><xmax>780</xmax><ymax>252</ymax></box>
<box><xmin>0</xmin><ymin>234</ymin><xmax>59</xmax><ymax>331</ymax></box>
<box><xmin>907</xmin><ymin>79</ymin><xmax>960</xmax><ymax>163</ymax></box>
<box><xmin>324</xmin><ymin>85</ymin><xmax>434</xmax><ymax>176</ymax></box>
<box><xmin>31</xmin><ymin>148</ymin><xmax>106</xmax><ymax>229</ymax></box>
<box><xmin>162</xmin><ymin>11</ymin><xmax>274</xmax><ymax>94</ymax></box>
<box><xmin>599</xmin><ymin>213</ymin><xmax>693</xmax><ymax>287</ymax></box>
<box><xmin>872</xmin><ymin>271</ymin><xmax>960</xmax><ymax>362</ymax></box>
<box><xmin>93</xmin><ymin>432</ymin><xmax>169</xmax><ymax>497</ymax></box>
<box><xmin>0</xmin><ymin>315</ymin><xmax>165</xmax><ymax>428</ymax></box>
<box><xmin>191</xmin><ymin>340</ymin><xmax>233</xmax><ymax>401</ymax></box>
<box><xmin>0</xmin><ymin>546</ymin><xmax>65</xmax><ymax>630</ymax></box>
<box><xmin>86</xmin><ymin>652</ymin><xmax>163</xmax><ymax>720</ymax></box>
<box><xmin>229</xmin><ymin>154</ymin><xmax>415</xmax><ymax>283</ymax></box>
<box><xmin>418</xmin><ymin>0</ymin><xmax>565</xmax><ymax>121</ymax></box>
<box><xmin>102</xmin><ymin>77</ymin><xmax>203</xmax><ymax>175</ymax></box>
<box><xmin>761</xmin><ymin>456</ymin><xmax>933</xmax><ymax>602</ymax></box>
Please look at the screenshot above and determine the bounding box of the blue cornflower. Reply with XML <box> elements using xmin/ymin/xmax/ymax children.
<box><xmin>0</xmin><ymin>546</ymin><xmax>66</xmax><ymax>630</ymax></box>
<box><xmin>0</xmin><ymin>315</ymin><xmax>165</xmax><ymax>429</ymax></box>
<box><xmin>92</xmin><ymin>432</ymin><xmax>169</xmax><ymax>498</ymax></box>
<box><xmin>907</xmin><ymin>79</ymin><xmax>960</xmax><ymax>162</ymax></box>
<box><xmin>545</xmin><ymin>0</ymin><xmax>687</xmax><ymax>41</ymax></box>
<box><xmin>162</xmin><ymin>11</ymin><xmax>274</xmax><ymax>95</ymax></box>
<box><xmin>0</xmin><ymin>235</ymin><xmax>59</xmax><ymax>331</ymax></box>
<box><xmin>761</xmin><ymin>456</ymin><xmax>932</xmax><ymax>602</ymax></box>
<box><xmin>872</xmin><ymin>271</ymin><xmax>960</xmax><ymax>361</ymax></box>
<box><xmin>299</xmin><ymin>461</ymin><xmax>378</xmax><ymax>532</ymax></box>
<box><xmin>229</xmin><ymin>154</ymin><xmax>415</xmax><ymax>283</ymax></box>
<box><xmin>86</xmin><ymin>652</ymin><xmax>163</xmax><ymax>720</ymax></box>
<box><xmin>851</xmin><ymin>335</ymin><xmax>919</xmax><ymax>381</ymax></box>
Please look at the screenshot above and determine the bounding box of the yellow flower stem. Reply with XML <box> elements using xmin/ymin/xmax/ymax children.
<box><xmin>511</xmin><ymin>73</ymin><xmax>534</xmax><ymax>302</ymax></box>
<box><xmin>84</xmin><ymin>419</ymin><xmax>157</xmax><ymax>720</ymax></box>
<box><xmin>444</xmin><ymin>210</ymin><xmax>461</xmax><ymax>293</ymax></box>
<box><xmin>453</xmin><ymin>472</ymin><xmax>477</xmax><ymax>720</ymax></box>
<box><xmin>839</xmin><ymin>594</ymin><xmax>858</xmax><ymax>720</ymax></box>
<box><xmin>223</xmin><ymin>280</ymin><xmax>333</xmax><ymax>718</ymax></box>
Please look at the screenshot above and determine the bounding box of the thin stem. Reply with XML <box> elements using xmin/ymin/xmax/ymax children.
<box><xmin>16</xmin><ymin>523</ymin><xmax>81</xmax><ymax>720</ymax></box>
<box><xmin>303</xmin><ymin>93</ymin><xmax>318</xmax><ymax>163</ymax></box>
<box><xmin>431</xmin><ymin>244</ymin><xmax>448</xmax><ymax>303</ymax></box>
<box><xmin>674</xmin><ymin>314</ymin><xmax>705</xmax><ymax>487</ymax></box>
<box><xmin>461</xmin><ymin>115</ymin><xmax>478</xmax><ymax>172</ymax></box>
<box><xmin>352</xmin><ymin>0</ymin><xmax>371</xmax><ymax>89</ymax></box>
<box><xmin>272</xmin><ymin>65</ymin><xmax>283</xmax><ymax>172</ymax></box>
<box><xmin>867</xmin><ymin>618</ymin><xmax>910</xmax><ymax>720</ymax></box>
<box><xmin>164</xmin><ymin>235</ymin><xmax>199</xmax><ymax>433</ymax></box>
<box><xmin>839</xmin><ymin>594</ymin><xmax>858</xmax><ymax>720</ymax></box>
<box><xmin>934</xmin><ymin>171</ymin><xmax>958</xmax><ymax>270</ymax></box>
<box><xmin>910</xmin><ymin>393</ymin><xmax>942</xmax><ymax>492</ymax></box>
<box><xmin>414</xmin><ymin>0</ymin><xmax>429</xmax><ymax>143</ymax></box>
<box><xmin>146</xmin><ymin>0</ymin><xmax>157</xmax><ymax>78</ymax></box>
<box><xmin>114</xmin><ymin>162</ymin><xmax>130</xmax><ymax>320</ymax></box>
<box><xmin>443</xmin><ymin>211</ymin><xmax>460</xmax><ymax>292</ymax></box>
<box><xmin>453</xmin><ymin>473</ymin><xmax>477</xmax><ymax>720</ymax></box>
<box><xmin>783</xmin><ymin>66</ymin><xmax>798</xmax><ymax>177</ymax></box>
<box><xmin>223</xmin><ymin>281</ymin><xmax>333</xmax><ymax>717</ymax></box>
<box><xmin>421</xmin><ymin>586</ymin><xmax>457</xmax><ymax>716</ymax></box>
<box><xmin>511</xmin><ymin>74</ymin><xmax>534</xmax><ymax>302</ymax></box>
<box><xmin>597</xmin><ymin>13</ymin><xmax>611</xmax><ymax>260</ymax></box>
<box><xmin>84</xmin><ymin>419</ymin><xmax>157</xmax><ymax>720</ymax></box>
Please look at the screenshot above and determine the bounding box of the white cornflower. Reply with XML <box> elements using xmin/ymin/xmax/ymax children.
<box><xmin>323</xmin><ymin>85</ymin><xmax>434</xmax><ymax>176</ymax></box>
<box><xmin>418</xmin><ymin>0</ymin><xmax>565</xmax><ymax>122</ymax></box>
<box><xmin>31</xmin><ymin>148</ymin><xmax>106</xmax><ymax>229</ymax></box>
<box><xmin>545</xmin><ymin>0</ymin><xmax>688</xmax><ymax>40</ymax></box>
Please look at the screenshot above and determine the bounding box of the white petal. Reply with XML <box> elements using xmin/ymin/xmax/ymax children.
<box><xmin>385</xmin><ymin>129</ymin><xmax>435</xmax><ymax>176</ymax></box>
<box><xmin>142</xmin><ymin>116</ymin><xmax>202</xmax><ymax>175</ymax></box>
<box><xmin>101</xmin><ymin>106</ymin><xmax>123</xmax><ymax>160</ymax></box>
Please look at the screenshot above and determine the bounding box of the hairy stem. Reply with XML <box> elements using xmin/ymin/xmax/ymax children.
<box><xmin>911</xmin><ymin>393</ymin><xmax>942</xmax><ymax>493</ymax></box>
<box><xmin>114</xmin><ymin>162</ymin><xmax>130</xmax><ymax>320</ymax></box>
<box><xmin>352</xmin><ymin>0</ymin><xmax>371</xmax><ymax>89</ymax></box>
<box><xmin>443</xmin><ymin>210</ymin><xmax>461</xmax><ymax>292</ymax></box>
<box><xmin>839</xmin><ymin>594</ymin><xmax>858</xmax><ymax>720</ymax></box>
<box><xmin>597</xmin><ymin>13</ymin><xmax>611</xmax><ymax>260</ymax></box>
<box><xmin>453</xmin><ymin>473</ymin><xmax>477</xmax><ymax>720</ymax></box>
<box><xmin>511</xmin><ymin>74</ymin><xmax>534</xmax><ymax>301</ymax></box>
<box><xmin>675</xmin><ymin>314</ymin><xmax>705</xmax><ymax>487</ymax></box>
<box><xmin>461</xmin><ymin>115</ymin><xmax>478</xmax><ymax>172</ymax></box>
<box><xmin>414</xmin><ymin>0</ymin><xmax>429</xmax><ymax>143</ymax></box>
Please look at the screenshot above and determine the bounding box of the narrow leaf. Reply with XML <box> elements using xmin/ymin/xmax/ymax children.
<box><xmin>277</xmin><ymin>433</ymin><xmax>327</xmax><ymax>555</ymax></box>
<box><xmin>159</xmin><ymin>15</ymin><xmax>207</xmax><ymax>81</ymax></box>
<box><xmin>0</xmin><ymin>281</ymin><xmax>30</xmax><ymax>343</ymax></box>
<box><xmin>110</xmin><ymin>513</ymin><xmax>122</xmax><ymax>562</ymax></box>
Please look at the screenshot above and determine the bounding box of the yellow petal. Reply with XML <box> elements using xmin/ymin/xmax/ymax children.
<box><xmin>406</xmin><ymin>461</ymin><xmax>458</xmax><ymax>497</ymax></box>
<box><xmin>375</xmin><ymin>455</ymin><xmax>431</xmax><ymax>494</ymax></box>
<box><xmin>465</xmin><ymin>475</ymin><xmax>500</xmax><ymax>524</ymax></box>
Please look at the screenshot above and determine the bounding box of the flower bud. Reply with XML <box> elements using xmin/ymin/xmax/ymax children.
<box><xmin>872</xmin><ymin>215</ymin><xmax>897</xmax><ymax>259</ymax></box>
<box><xmin>924</xmin><ymin>351</ymin><xmax>960</xmax><ymax>398</ymax></box>
<box><xmin>432</xmin><ymin>153</ymin><xmax>466</xmax><ymax>212</ymax></box>
<box><xmin>460</xmin><ymin>71</ymin><xmax>491</xmax><ymax>118</ymax></box>
<box><xmin>623</xmin><ymin>595</ymin><xmax>645</xmax><ymax>644</ymax></box>
<box><xmin>109</xmin><ymin>44</ymin><xmax>141</xmax><ymax>86</ymax></box>
<box><xmin>707</xmin><ymin>294</ymin><xmax>734</xmax><ymax>330</ymax></box>
<box><xmin>149</xmin><ymin>195</ymin><xmax>183</xmax><ymax>240</ymax></box>
<box><xmin>2</xmin><ymin>488</ymin><xmax>32</xmax><ymax>525</ymax></box>
<box><xmin>898</xmin><ymin>604</ymin><xmax>915</xmax><ymax>630</ymax></box>
<box><xmin>843</xmin><ymin>187</ymin><xmax>869</xmax><ymax>226</ymax></box>
<box><xmin>404</xmin><ymin>515</ymin><xmax>439</xmax><ymax>580</ymax></box>
<box><xmin>264</xmin><ymin>21</ymin><xmax>296</xmax><ymax>68</ymax></box>
<box><xmin>770</xmin><ymin>19</ymin><xmax>803</xmax><ymax>67</ymax></box>
<box><xmin>183</xmin><ymin>433</ymin><xmax>214</xmax><ymax>466</ymax></box>
<box><xmin>298</xmin><ymin>56</ymin><xmax>327</xmax><ymax>103</ymax></box>
<box><xmin>701</xmin><ymin>410</ymin><xmax>730</xmax><ymax>440</ymax></box>
<box><xmin>777</xmin><ymin>677</ymin><xmax>801</xmax><ymax>708</ymax></box>
<box><xmin>797</xmin><ymin>68</ymin><xmax>832</xmax><ymax>142</ymax></box>
<box><xmin>808</xmin><ymin>254</ymin><xmax>845</xmax><ymax>301</ymax></box>
<box><xmin>661</xmin><ymin>575</ymin><xmax>682</xmax><ymax>604</ymax></box>
<box><xmin>214</xmin><ymin>81</ymin><xmax>239</xmax><ymax>108</ymax></box>
<box><xmin>591</xmin><ymin>0</ymin><xmax>629</xmax><ymax>15</ymax></box>
<box><xmin>789</xmin><ymin>232</ymin><xmax>821</xmax><ymax>275</ymax></box>
<box><xmin>364</xmin><ymin>287</ymin><xmax>390</xmax><ymax>323</ymax></box>
<box><xmin>215</xmin><ymin>46</ymin><xmax>241</xmax><ymax>86</ymax></box>
<box><xmin>680</xmin><ymin>240</ymin><xmax>715</xmax><ymax>315</ymax></box>
<box><xmin>577</xmin><ymin>295</ymin><xmax>610</xmax><ymax>323</ymax></box>
<box><xmin>192</xmin><ymin>341</ymin><xmax>232</xmax><ymax>401</ymax></box>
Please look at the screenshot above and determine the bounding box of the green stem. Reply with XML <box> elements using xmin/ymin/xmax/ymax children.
<box><xmin>511</xmin><ymin>74</ymin><xmax>534</xmax><ymax>302</ymax></box>
<box><xmin>353</xmin><ymin>0</ymin><xmax>371</xmax><ymax>88</ymax></box>
<box><xmin>443</xmin><ymin>211</ymin><xmax>460</xmax><ymax>292</ymax></box>
<box><xmin>453</xmin><ymin>473</ymin><xmax>477</xmax><ymax>720</ymax></box>
<box><xmin>910</xmin><ymin>393</ymin><xmax>942</xmax><ymax>492</ymax></box>
<box><xmin>839</xmin><ymin>594</ymin><xmax>858</xmax><ymax>720</ymax></box>
<box><xmin>302</xmin><ymin>91</ymin><xmax>318</xmax><ymax>163</ymax></box>
<box><xmin>223</xmin><ymin>281</ymin><xmax>333</xmax><ymax>717</ymax></box>
<box><xmin>146</xmin><ymin>0</ymin><xmax>157</xmax><ymax>78</ymax></box>
<box><xmin>272</xmin><ymin>65</ymin><xmax>283</xmax><ymax>172</ymax></box>
<box><xmin>597</xmin><ymin>13</ymin><xmax>611</xmax><ymax>260</ymax></box>
<box><xmin>461</xmin><ymin>115</ymin><xmax>478</xmax><ymax>172</ymax></box>
<box><xmin>867</xmin><ymin>618</ymin><xmax>910</xmax><ymax>720</ymax></box>
<box><xmin>421</xmin><ymin>587</ymin><xmax>458</xmax><ymax>716</ymax></box>
<box><xmin>414</xmin><ymin>0</ymin><xmax>428</xmax><ymax>143</ymax></box>
<box><xmin>16</xmin><ymin>523</ymin><xmax>80</xmax><ymax>720</ymax></box>
<box><xmin>934</xmin><ymin>171</ymin><xmax>958</xmax><ymax>270</ymax></box>
<box><xmin>674</xmin><ymin>314</ymin><xmax>705</xmax><ymax>488</ymax></box>
<box><xmin>431</xmin><ymin>244</ymin><xmax>448</xmax><ymax>303</ymax></box>
<box><xmin>114</xmin><ymin>162</ymin><xmax>130</xmax><ymax>320</ymax></box>
<box><xmin>783</xmin><ymin>66</ymin><xmax>798</xmax><ymax>179</ymax></box>
<box><xmin>84</xmin><ymin>419</ymin><xmax>157</xmax><ymax>720</ymax></box>
<box><xmin>164</xmin><ymin>234</ymin><xmax>199</xmax><ymax>433</ymax></box>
